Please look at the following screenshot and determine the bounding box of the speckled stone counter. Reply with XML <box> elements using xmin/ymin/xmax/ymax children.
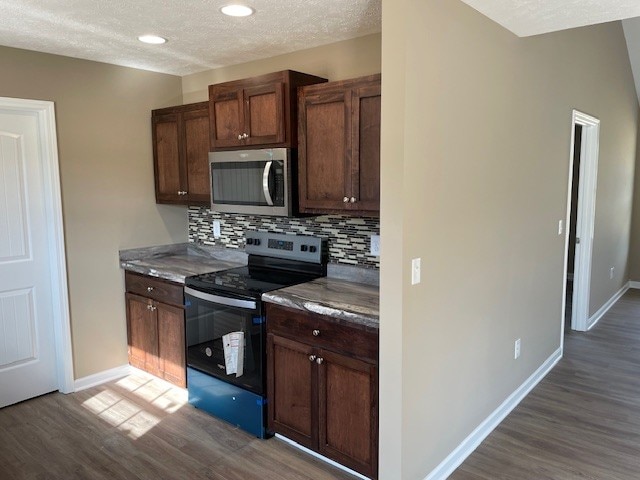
<box><xmin>262</xmin><ymin>276</ymin><xmax>379</xmax><ymax>330</ymax></box>
<box><xmin>119</xmin><ymin>243</ymin><xmax>247</xmax><ymax>284</ymax></box>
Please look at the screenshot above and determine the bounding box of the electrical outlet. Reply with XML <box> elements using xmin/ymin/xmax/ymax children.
<box><xmin>514</xmin><ymin>338</ymin><xmax>521</xmax><ymax>360</ymax></box>
<box><xmin>411</xmin><ymin>258</ymin><xmax>421</xmax><ymax>285</ymax></box>
<box><xmin>558</xmin><ymin>220</ymin><xmax>563</xmax><ymax>235</ymax></box>
<box><xmin>213</xmin><ymin>220</ymin><xmax>221</xmax><ymax>238</ymax></box>
<box><xmin>610</xmin><ymin>267</ymin><xmax>615</xmax><ymax>280</ymax></box>
<box><xmin>370</xmin><ymin>235</ymin><xmax>381</xmax><ymax>256</ymax></box>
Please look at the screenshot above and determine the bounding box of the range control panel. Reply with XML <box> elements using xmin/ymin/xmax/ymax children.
<box><xmin>245</xmin><ymin>231</ymin><xmax>327</xmax><ymax>264</ymax></box>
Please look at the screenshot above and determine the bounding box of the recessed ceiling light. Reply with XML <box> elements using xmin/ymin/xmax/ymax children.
<box><xmin>138</xmin><ymin>35</ymin><xmax>167</xmax><ymax>45</ymax></box>
<box><xmin>220</xmin><ymin>4</ymin><xmax>254</xmax><ymax>17</ymax></box>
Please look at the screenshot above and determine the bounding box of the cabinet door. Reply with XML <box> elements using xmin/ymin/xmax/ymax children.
<box><xmin>351</xmin><ymin>84</ymin><xmax>381</xmax><ymax>214</ymax></box>
<box><xmin>318</xmin><ymin>349</ymin><xmax>378</xmax><ymax>478</ymax></box>
<box><xmin>182</xmin><ymin>108</ymin><xmax>211</xmax><ymax>205</ymax></box>
<box><xmin>157</xmin><ymin>302</ymin><xmax>186</xmax><ymax>388</ymax></box>
<box><xmin>298</xmin><ymin>90</ymin><xmax>351</xmax><ymax>212</ymax></box>
<box><xmin>243</xmin><ymin>82</ymin><xmax>285</xmax><ymax>146</ymax></box>
<box><xmin>126</xmin><ymin>293</ymin><xmax>160</xmax><ymax>376</ymax></box>
<box><xmin>210</xmin><ymin>88</ymin><xmax>244</xmax><ymax>149</ymax></box>
<box><xmin>152</xmin><ymin>113</ymin><xmax>182</xmax><ymax>203</ymax></box>
<box><xmin>267</xmin><ymin>334</ymin><xmax>316</xmax><ymax>449</ymax></box>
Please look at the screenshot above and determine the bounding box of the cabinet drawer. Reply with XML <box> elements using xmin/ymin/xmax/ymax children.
<box><xmin>125</xmin><ymin>271</ymin><xmax>183</xmax><ymax>307</ymax></box>
<box><xmin>266</xmin><ymin>304</ymin><xmax>378</xmax><ymax>363</ymax></box>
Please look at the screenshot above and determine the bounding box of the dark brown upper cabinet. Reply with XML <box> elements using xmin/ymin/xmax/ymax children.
<box><xmin>298</xmin><ymin>74</ymin><xmax>381</xmax><ymax>216</ymax></box>
<box><xmin>152</xmin><ymin>102</ymin><xmax>210</xmax><ymax>206</ymax></box>
<box><xmin>209</xmin><ymin>70</ymin><xmax>327</xmax><ymax>151</ymax></box>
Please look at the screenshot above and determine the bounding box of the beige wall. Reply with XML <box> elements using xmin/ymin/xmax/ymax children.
<box><xmin>182</xmin><ymin>34</ymin><xmax>381</xmax><ymax>103</ymax></box>
<box><xmin>0</xmin><ymin>46</ymin><xmax>185</xmax><ymax>379</ymax></box>
<box><xmin>627</xmin><ymin>113</ymin><xmax>640</xmax><ymax>280</ymax></box>
<box><xmin>380</xmin><ymin>1</ymin><xmax>638</xmax><ymax>478</ymax></box>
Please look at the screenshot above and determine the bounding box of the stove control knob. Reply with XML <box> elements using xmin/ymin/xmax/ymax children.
<box><xmin>254</xmin><ymin>239</ymin><xmax>261</xmax><ymax>246</ymax></box>
<box><xmin>301</xmin><ymin>245</ymin><xmax>308</xmax><ymax>252</ymax></box>
<box><xmin>246</xmin><ymin>238</ymin><xmax>254</xmax><ymax>245</ymax></box>
<box><xmin>309</xmin><ymin>246</ymin><xmax>317</xmax><ymax>253</ymax></box>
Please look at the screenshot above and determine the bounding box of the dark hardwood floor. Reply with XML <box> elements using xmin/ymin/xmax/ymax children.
<box><xmin>0</xmin><ymin>370</ymin><xmax>357</xmax><ymax>480</ymax></box>
<box><xmin>451</xmin><ymin>288</ymin><xmax>640</xmax><ymax>479</ymax></box>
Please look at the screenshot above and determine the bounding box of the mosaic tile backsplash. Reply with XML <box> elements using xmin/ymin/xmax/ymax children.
<box><xmin>188</xmin><ymin>207</ymin><xmax>380</xmax><ymax>268</ymax></box>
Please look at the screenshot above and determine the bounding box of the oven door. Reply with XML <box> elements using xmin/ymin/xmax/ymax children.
<box><xmin>184</xmin><ymin>287</ymin><xmax>265</xmax><ymax>395</ymax></box>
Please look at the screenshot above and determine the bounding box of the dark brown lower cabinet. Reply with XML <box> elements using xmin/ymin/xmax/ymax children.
<box><xmin>266</xmin><ymin>304</ymin><xmax>378</xmax><ymax>479</ymax></box>
<box><xmin>125</xmin><ymin>271</ymin><xmax>186</xmax><ymax>388</ymax></box>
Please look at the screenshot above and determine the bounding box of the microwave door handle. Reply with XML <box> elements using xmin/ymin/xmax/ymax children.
<box><xmin>262</xmin><ymin>161</ymin><xmax>274</xmax><ymax>206</ymax></box>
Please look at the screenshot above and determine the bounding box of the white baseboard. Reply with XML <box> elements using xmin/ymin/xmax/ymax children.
<box><xmin>587</xmin><ymin>282</ymin><xmax>629</xmax><ymax>331</ymax></box>
<box><xmin>628</xmin><ymin>281</ymin><xmax>640</xmax><ymax>290</ymax></box>
<box><xmin>275</xmin><ymin>434</ymin><xmax>371</xmax><ymax>480</ymax></box>
<box><xmin>74</xmin><ymin>364</ymin><xmax>131</xmax><ymax>392</ymax></box>
<box><xmin>424</xmin><ymin>347</ymin><xmax>563</xmax><ymax>480</ymax></box>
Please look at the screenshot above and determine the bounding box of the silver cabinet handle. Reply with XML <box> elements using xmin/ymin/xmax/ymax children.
<box><xmin>350</xmin><ymin>197</ymin><xmax>356</xmax><ymax>203</ymax></box>
<box><xmin>343</xmin><ymin>197</ymin><xmax>349</xmax><ymax>203</ymax></box>
<box><xmin>151</xmin><ymin>305</ymin><xmax>156</xmax><ymax>311</ymax></box>
<box><xmin>316</xmin><ymin>357</ymin><xmax>324</xmax><ymax>365</ymax></box>
<box><xmin>262</xmin><ymin>161</ymin><xmax>274</xmax><ymax>206</ymax></box>
<box><xmin>243</xmin><ymin>133</ymin><xmax>249</xmax><ymax>139</ymax></box>
<box><xmin>238</xmin><ymin>134</ymin><xmax>243</xmax><ymax>140</ymax></box>
<box><xmin>146</xmin><ymin>304</ymin><xmax>152</xmax><ymax>310</ymax></box>
<box><xmin>312</xmin><ymin>329</ymin><xmax>320</xmax><ymax>337</ymax></box>
<box><xmin>309</xmin><ymin>355</ymin><xmax>317</xmax><ymax>362</ymax></box>
<box><xmin>147</xmin><ymin>286</ymin><xmax>154</xmax><ymax>292</ymax></box>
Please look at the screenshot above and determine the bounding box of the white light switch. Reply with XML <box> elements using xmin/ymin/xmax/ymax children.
<box><xmin>558</xmin><ymin>220</ymin><xmax>563</xmax><ymax>235</ymax></box>
<box><xmin>411</xmin><ymin>258</ymin><xmax>421</xmax><ymax>285</ymax></box>
<box><xmin>370</xmin><ymin>235</ymin><xmax>381</xmax><ymax>256</ymax></box>
<box><xmin>213</xmin><ymin>220</ymin><xmax>221</xmax><ymax>238</ymax></box>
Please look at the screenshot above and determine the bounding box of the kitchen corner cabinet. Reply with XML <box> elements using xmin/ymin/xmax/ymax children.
<box><xmin>125</xmin><ymin>271</ymin><xmax>186</xmax><ymax>388</ymax></box>
<box><xmin>209</xmin><ymin>70</ymin><xmax>327</xmax><ymax>151</ymax></box>
<box><xmin>298</xmin><ymin>74</ymin><xmax>381</xmax><ymax>216</ymax></box>
<box><xmin>152</xmin><ymin>102</ymin><xmax>210</xmax><ymax>206</ymax></box>
<box><xmin>266</xmin><ymin>304</ymin><xmax>378</xmax><ymax>479</ymax></box>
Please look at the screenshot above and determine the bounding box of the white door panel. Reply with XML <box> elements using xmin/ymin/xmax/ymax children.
<box><xmin>0</xmin><ymin>109</ymin><xmax>58</xmax><ymax>407</ymax></box>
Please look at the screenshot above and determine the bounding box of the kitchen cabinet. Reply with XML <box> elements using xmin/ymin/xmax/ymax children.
<box><xmin>125</xmin><ymin>271</ymin><xmax>186</xmax><ymax>387</ymax></box>
<box><xmin>152</xmin><ymin>102</ymin><xmax>210</xmax><ymax>206</ymax></box>
<box><xmin>298</xmin><ymin>74</ymin><xmax>381</xmax><ymax>216</ymax></box>
<box><xmin>209</xmin><ymin>70</ymin><xmax>327</xmax><ymax>150</ymax></box>
<box><xmin>266</xmin><ymin>304</ymin><xmax>378</xmax><ymax>479</ymax></box>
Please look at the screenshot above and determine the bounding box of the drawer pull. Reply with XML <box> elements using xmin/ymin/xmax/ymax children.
<box><xmin>316</xmin><ymin>357</ymin><xmax>324</xmax><ymax>365</ymax></box>
<box><xmin>147</xmin><ymin>286</ymin><xmax>154</xmax><ymax>292</ymax></box>
<box><xmin>309</xmin><ymin>355</ymin><xmax>317</xmax><ymax>362</ymax></box>
<box><xmin>312</xmin><ymin>329</ymin><xmax>320</xmax><ymax>337</ymax></box>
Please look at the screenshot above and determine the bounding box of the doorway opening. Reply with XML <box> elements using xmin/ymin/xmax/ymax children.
<box><xmin>562</xmin><ymin>110</ymin><xmax>600</xmax><ymax>337</ymax></box>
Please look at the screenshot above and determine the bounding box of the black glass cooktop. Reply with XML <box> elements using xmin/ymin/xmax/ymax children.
<box><xmin>185</xmin><ymin>264</ymin><xmax>322</xmax><ymax>299</ymax></box>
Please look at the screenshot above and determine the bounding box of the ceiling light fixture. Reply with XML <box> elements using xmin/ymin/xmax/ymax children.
<box><xmin>138</xmin><ymin>35</ymin><xmax>167</xmax><ymax>45</ymax></box>
<box><xmin>220</xmin><ymin>4</ymin><xmax>254</xmax><ymax>17</ymax></box>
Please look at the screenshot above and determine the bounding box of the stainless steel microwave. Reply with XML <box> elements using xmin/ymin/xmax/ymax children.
<box><xmin>209</xmin><ymin>148</ymin><xmax>293</xmax><ymax>217</ymax></box>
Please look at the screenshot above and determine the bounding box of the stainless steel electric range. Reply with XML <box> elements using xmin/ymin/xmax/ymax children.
<box><xmin>184</xmin><ymin>231</ymin><xmax>327</xmax><ymax>438</ymax></box>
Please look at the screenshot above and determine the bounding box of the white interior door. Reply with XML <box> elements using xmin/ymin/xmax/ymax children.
<box><xmin>0</xmin><ymin>106</ymin><xmax>60</xmax><ymax>407</ymax></box>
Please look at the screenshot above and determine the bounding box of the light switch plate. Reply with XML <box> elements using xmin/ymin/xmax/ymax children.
<box><xmin>411</xmin><ymin>258</ymin><xmax>421</xmax><ymax>285</ymax></box>
<box><xmin>213</xmin><ymin>220</ymin><xmax>221</xmax><ymax>238</ymax></box>
<box><xmin>370</xmin><ymin>235</ymin><xmax>381</xmax><ymax>256</ymax></box>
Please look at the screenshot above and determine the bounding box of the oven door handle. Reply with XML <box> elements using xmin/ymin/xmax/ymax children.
<box><xmin>184</xmin><ymin>287</ymin><xmax>257</xmax><ymax>310</ymax></box>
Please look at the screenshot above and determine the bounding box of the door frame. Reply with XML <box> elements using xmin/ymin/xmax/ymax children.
<box><xmin>0</xmin><ymin>96</ymin><xmax>74</xmax><ymax>393</ymax></box>
<box><xmin>562</xmin><ymin>109</ymin><xmax>600</xmax><ymax>334</ymax></box>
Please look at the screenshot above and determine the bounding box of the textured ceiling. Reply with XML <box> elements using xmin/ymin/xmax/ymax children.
<box><xmin>0</xmin><ymin>0</ymin><xmax>381</xmax><ymax>76</ymax></box>
<box><xmin>459</xmin><ymin>0</ymin><xmax>640</xmax><ymax>37</ymax></box>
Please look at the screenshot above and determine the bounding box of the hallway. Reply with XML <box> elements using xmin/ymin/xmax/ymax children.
<box><xmin>451</xmin><ymin>289</ymin><xmax>640</xmax><ymax>479</ymax></box>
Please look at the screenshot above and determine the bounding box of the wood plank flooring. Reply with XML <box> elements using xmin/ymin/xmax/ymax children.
<box><xmin>451</xmin><ymin>288</ymin><xmax>640</xmax><ymax>480</ymax></box>
<box><xmin>0</xmin><ymin>371</ymin><xmax>357</xmax><ymax>480</ymax></box>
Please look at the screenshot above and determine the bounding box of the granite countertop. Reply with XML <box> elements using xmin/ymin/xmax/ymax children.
<box><xmin>120</xmin><ymin>243</ymin><xmax>380</xmax><ymax>329</ymax></box>
<box><xmin>262</xmin><ymin>276</ymin><xmax>379</xmax><ymax>330</ymax></box>
<box><xmin>120</xmin><ymin>243</ymin><xmax>247</xmax><ymax>284</ymax></box>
